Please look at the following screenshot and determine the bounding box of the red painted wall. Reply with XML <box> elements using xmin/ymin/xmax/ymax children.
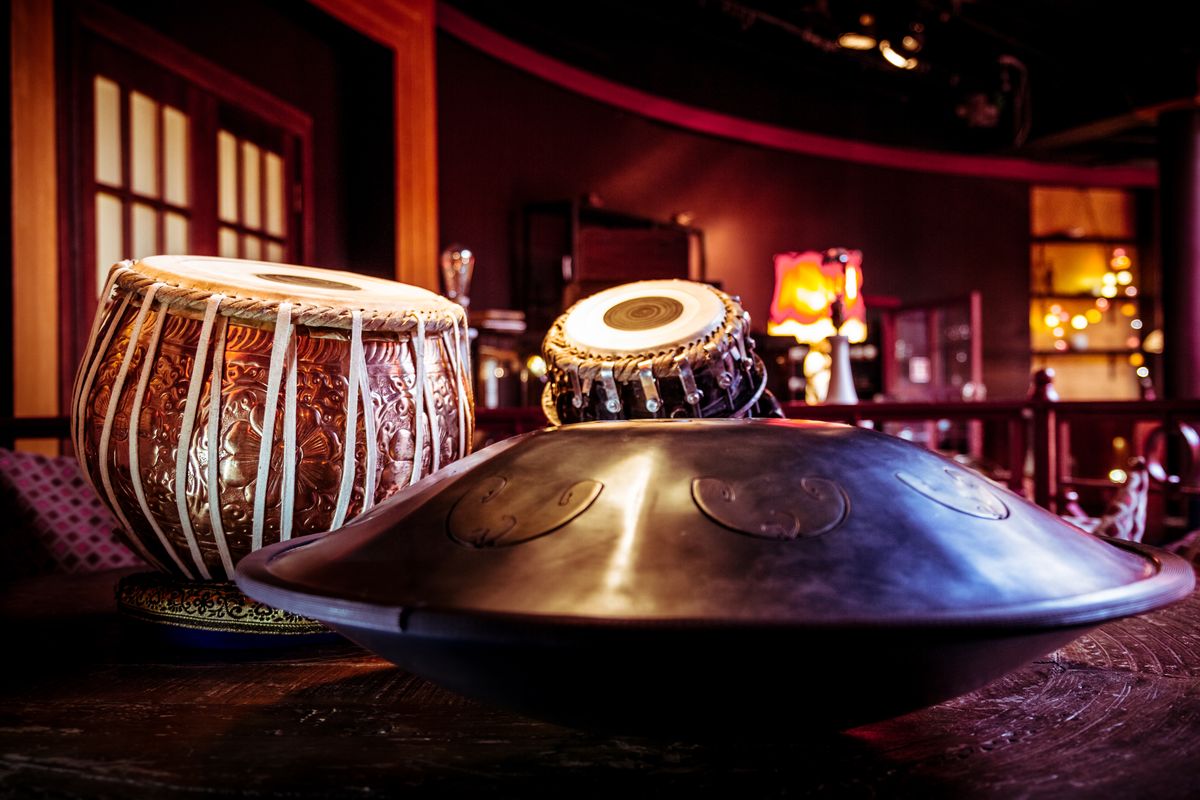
<box><xmin>437</xmin><ymin>33</ymin><xmax>1034</xmax><ymax>398</ymax></box>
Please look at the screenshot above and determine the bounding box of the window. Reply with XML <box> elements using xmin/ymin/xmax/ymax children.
<box><xmin>64</xmin><ymin>5</ymin><xmax>313</xmax><ymax>386</ymax></box>
<box><xmin>91</xmin><ymin>75</ymin><xmax>193</xmax><ymax>290</ymax></box>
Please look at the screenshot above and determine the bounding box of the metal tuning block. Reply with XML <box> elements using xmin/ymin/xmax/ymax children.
<box><xmin>674</xmin><ymin>354</ymin><xmax>703</xmax><ymax>416</ymax></box>
<box><xmin>599</xmin><ymin>362</ymin><xmax>622</xmax><ymax>415</ymax></box>
<box><xmin>637</xmin><ymin>360</ymin><xmax>662</xmax><ymax>414</ymax></box>
<box><xmin>567</xmin><ymin>364</ymin><xmax>585</xmax><ymax>409</ymax></box>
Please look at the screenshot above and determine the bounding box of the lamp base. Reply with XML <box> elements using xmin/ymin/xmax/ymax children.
<box><xmin>116</xmin><ymin>572</ymin><xmax>338</xmax><ymax>649</ymax></box>
<box><xmin>824</xmin><ymin>334</ymin><xmax>858</xmax><ymax>405</ymax></box>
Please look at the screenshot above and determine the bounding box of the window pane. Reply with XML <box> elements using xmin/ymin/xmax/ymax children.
<box><xmin>219</xmin><ymin>226</ymin><xmax>239</xmax><ymax>258</ymax></box>
<box><xmin>218</xmin><ymin>131</ymin><xmax>238</xmax><ymax>223</ymax></box>
<box><xmin>93</xmin><ymin>76</ymin><xmax>122</xmax><ymax>187</ymax></box>
<box><xmin>130</xmin><ymin>92</ymin><xmax>159</xmax><ymax>198</ymax></box>
<box><xmin>95</xmin><ymin>192</ymin><xmax>124</xmax><ymax>291</ymax></box>
<box><xmin>264</xmin><ymin>152</ymin><xmax>285</xmax><ymax>237</ymax></box>
<box><xmin>164</xmin><ymin>212</ymin><xmax>188</xmax><ymax>253</ymax></box>
<box><xmin>163</xmin><ymin>106</ymin><xmax>189</xmax><ymax>207</ymax></box>
<box><xmin>242</xmin><ymin>234</ymin><xmax>262</xmax><ymax>260</ymax></box>
<box><xmin>265</xmin><ymin>241</ymin><xmax>284</xmax><ymax>263</ymax></box>
<box><xmin>241</xmin><ymin>140</ymin><xmax>261</xmax><ymax>229</ymax></box>
<box><xmin>132</xmin><ymin>203</ymin><xmax>158</xmax><ymax>258</ymax></box>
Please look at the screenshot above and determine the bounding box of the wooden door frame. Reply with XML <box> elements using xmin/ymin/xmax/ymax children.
<box><xmin>8</xmin><ymin>0</ymin><xmax>437</xmax><ymax>439</ymax></box>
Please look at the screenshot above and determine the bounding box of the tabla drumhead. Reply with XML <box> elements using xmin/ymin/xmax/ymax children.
<box><xmin>562</xmin><ymin>279</ymin><xmax>726</xmax><ymax>355</ymax></box>
<box><xmin>136</xmin><ymin>255</ymin><xmax>450</xmax><ymax>314</ymax></box>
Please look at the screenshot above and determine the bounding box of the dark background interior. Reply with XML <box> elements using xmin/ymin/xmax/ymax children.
<box><xmin>438</xmin><ymin>31</ymin><xmax>1041</xmax><ymax>398</ymax></box>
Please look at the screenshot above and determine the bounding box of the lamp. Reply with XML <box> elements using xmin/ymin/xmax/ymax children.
<box><xmin>768</xmin><ymin>249</ymin><xmax>866</xmax><ymax>404</ymax></box>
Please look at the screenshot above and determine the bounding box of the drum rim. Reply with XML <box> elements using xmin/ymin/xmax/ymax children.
<box><xmin>105</xmin><ymin>257</ymin><xmax>465</xmax><ymax>333</ymax></box>
<box><xmin>560</xmin><ymin>279</ymin><xmax>726</xmax><ymax>355</ymax></box>
<box><xmin>542</xmin><ymin>280</ymin><xmax>747</xmax><ymax>383</ymax></box>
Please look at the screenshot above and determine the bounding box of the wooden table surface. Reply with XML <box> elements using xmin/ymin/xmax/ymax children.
<box><xmin>3</xmin><ymin>567</ymin><xmax>1200</xmax><ymax>799</ymax></box>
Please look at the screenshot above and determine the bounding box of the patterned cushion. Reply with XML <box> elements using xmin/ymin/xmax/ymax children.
<box><xmin>0</xmin><ymin>447</ymin><xmax>143</xmax><ymax>580</ymax></box>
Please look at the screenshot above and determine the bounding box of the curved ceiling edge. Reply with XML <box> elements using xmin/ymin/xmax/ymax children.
<box><xmin>437</xmin><ymin>4</ymin><xmax>1156</xmax><ymax>188</ymax></box>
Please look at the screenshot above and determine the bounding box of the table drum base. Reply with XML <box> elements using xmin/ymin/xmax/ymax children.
<box><xmin>116</xmin><ymin>572</ymin><xmax>335</xmax><ymax>648</ymax></box>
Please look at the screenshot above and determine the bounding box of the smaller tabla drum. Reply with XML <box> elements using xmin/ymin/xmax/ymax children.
<box><xmin>72</xmin><ymin>256</ymin><xmax>473</xmax><ymax>582</ymax></box>
<box><xmin>542</xmin><ymin>279</ymin><xmax>781</xmax><ymax>424</ymax></box>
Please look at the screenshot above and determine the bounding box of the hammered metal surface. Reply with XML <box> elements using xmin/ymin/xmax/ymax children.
<box><xmin>896</xmin><ymin>467</ymin><xmax>1009</xmax><ymax>520</ymax></box>
<box><xmin>692</xmin><ymin>475</ymin><xmax>848</xmax><ymax>539</ymax></box>
<box><xmin>242</xmin><ymin>419</ymin><xmax>1183</xmax><ymax>626</ymax></box>
<box><xmin>448</xmin><ymin>476</ymin><xmax>604</xmax><ymax>548</ymax></box>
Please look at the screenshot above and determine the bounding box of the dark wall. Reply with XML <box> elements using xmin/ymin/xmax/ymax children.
<box><xmin>90</xmin><ymin>0</ymin><xmax>394</xmax><ymax>277</ymax></box>
<box><xmin>437</xmin><ymin>33</ymin><xmax>1033</xmax><ymax>399</ymax></box>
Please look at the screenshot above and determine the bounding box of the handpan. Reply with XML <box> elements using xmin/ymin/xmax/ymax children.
<box><xmin>236</xmin><ymin>419</ymin><xmax>1193</xmax><ymax>731</ymax></box>
<box><xmin>542</xmin><ymin>280</ymin><xmax>781</xmax><ymax>423</ymax></box>
<box><xmin>73</xmin><ymin>256</ymin><xmax>473</xmax><ymax>583</ymax></box>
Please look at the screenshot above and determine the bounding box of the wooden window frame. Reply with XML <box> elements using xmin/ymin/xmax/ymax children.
<box><xmin>10</xmin><ymin>0</ymin><xmax>436</xmax><ymax>435</ymax></box>
<box><xmin>59</xmin><ymin>1</ymin><xmax>316</xmax><ymax>412</ymax></box>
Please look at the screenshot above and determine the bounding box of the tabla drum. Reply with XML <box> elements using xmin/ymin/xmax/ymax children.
<box><xmin>72</xmin><ymin>256</ymin><xmax>473</xmax><ymax>582</ymax></box>
<box><xmin>542</xmin><ymin>279</ymin><xmax>781</xmax><ymax>424</ymax></box>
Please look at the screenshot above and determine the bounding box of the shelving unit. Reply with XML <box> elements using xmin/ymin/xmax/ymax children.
<box><xmin>1028</xmin><ymin>187</ymin><xmax>1156</xmax><ymax>401</ymax></box>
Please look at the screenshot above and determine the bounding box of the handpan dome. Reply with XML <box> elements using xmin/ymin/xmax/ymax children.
<box><xmin>237</xmin><ymin>419</ymin><xmax>1193</xmax><ymax>732</ymax></box>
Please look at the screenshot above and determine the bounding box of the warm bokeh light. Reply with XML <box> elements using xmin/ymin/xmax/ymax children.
<box><xmin>1085</xmin><ymin>308</ymin><xmax>1102</xmax><ymax>324</ymax></box>
<box><xmin>1144</xmin><ymin>329</ymin><xmax>1163</xmax><ymax>353</ymax></box>
<box><xmin>1043</xmin><ymin>312</ymin><xmax>1060</xmax><ymax>328</ymax></box>
<box><xmin>838</xmin><ymin>32</ymin><xmax>876</xmax><ymax>50</ymax></box>
<box><xmin>1136</xmin><ymin>366</ymin><xmax>1150</xmax><ymax>378</ymax></box>
<box><xmin>1101</xmin><ymin>285</ymin><xmax>1118</xmax><ymax>298</ymax></box>
<box><xmin>1052</xmin><ymin>326</ymin><xmax>1065</xmax><ymax>337</ymax></box>
<box><xmin>1116</xmin><ymin>270</ymin><xmax>1133</xmax><ymax>285</ymax></box>
<box><xmin>879</xmin><ymin>40</ymin><xmax>918</xmax><ymax>69</ymax></box>
<box><xmin>1108</xmin><ymin>468</ymin><xmax>1128</xmax><ymax>484</ymax></box>
<box><xmin>1129</xmin><ymin>352</ymin><xmax>1144</xmax><ymax>367</ymax></box>
<box><xmin>525</xmin><ymin>354</ymin><xmax>547</xmax><ymax>378</ymax></box>
<box><xmin>1120</xmin><ymin>302</ymin><xmax>1138</xmax><ymax>317</ymax></box>
<box><xmin>1070</xmin><ymin>314</ymin><xmax>1088</xmax><ymax>330</ymax></box>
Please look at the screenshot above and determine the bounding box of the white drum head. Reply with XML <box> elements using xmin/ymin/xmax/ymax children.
<box><xmin>135</xmin><ymin>255</ymin><xmax>452</xmax><ymax>314</ymax></box>
<box><xmin>562</xmin><ymin>280</ymin><xmax>726</xmax><ymax>355</ymax></box>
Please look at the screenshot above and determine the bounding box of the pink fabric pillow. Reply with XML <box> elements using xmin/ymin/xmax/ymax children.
<box><xmin>0</xmin><ymin>447</ymin><xmax>143</xmax><ymax>580</ymax></box>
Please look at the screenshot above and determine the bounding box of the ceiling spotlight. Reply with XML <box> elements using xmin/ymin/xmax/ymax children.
<box><xmin>839</xmin><ymin>13</ymin><xmax>877</xmax><ymax>51</ymax></box>
<box><xmin>838</xmin><ymin>32</ymin><xmax>877</xmax><ymax>50</ymax></box>
<box><xmin>879</xmin><ymin>40</ymin><xmax>918</xmax><ymax>70</ymax></box>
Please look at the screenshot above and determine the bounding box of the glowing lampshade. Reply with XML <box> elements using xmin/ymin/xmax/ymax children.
<box><xmin>768</xmin><ymin>250</ymin><xmax>867</xmax><ymax>343</ymax></box>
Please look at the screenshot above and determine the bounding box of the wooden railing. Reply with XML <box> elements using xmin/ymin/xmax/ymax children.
<box><xmin>468</xmin><ymin>387</ymin><xmax>1200</xmax><ymax>542</ymax></box>
<box><xmin>7</xmin><ymin>386</ymin><xmax>1200</xmax><ymax>542</ymax></box>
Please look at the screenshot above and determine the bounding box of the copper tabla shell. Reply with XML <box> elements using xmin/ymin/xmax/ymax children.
<box><xmin>74</xmin><ymin>258</ymin><xmax>472</xmax><ymax>581</ymax></box>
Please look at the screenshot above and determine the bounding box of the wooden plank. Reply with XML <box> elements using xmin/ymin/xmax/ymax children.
<box><xmin>9</xmin><ymin>0</ymin><xmax>60</xmax><ymax>455</ymax></box>
<box><xmin>2</xmin><ymin>568</ymin><xmax>1200</xmax><ymax>796</ymax></box>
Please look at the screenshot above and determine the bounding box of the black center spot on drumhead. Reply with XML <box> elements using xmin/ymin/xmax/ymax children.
<box><xmin>603</xmin><ymin>296</ymin><xmax>685</xmax><ymax>331</ymax></box>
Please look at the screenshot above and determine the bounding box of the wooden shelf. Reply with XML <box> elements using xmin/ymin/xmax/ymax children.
<box><xmin>1032</xmin><ymin>349</ymin><xmax>1141</xmax><ymax>357</ymax></box>
<box><xmin>1030</xmin><ymin>292</ymin><xmax>1144</xmax><ymax>301</ymax></box>
<box><xmin>1030</xmin><ymin>235</ymin><xmax>1136</xmax><ymax>245</ymax></box>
